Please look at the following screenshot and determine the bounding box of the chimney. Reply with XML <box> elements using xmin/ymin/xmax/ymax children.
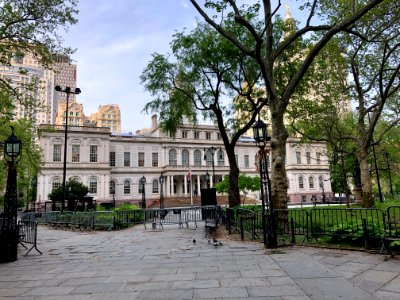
<box><xmin>151</xmin><ymin>114</ymin><xmax>158</xmax><ymax>129</ymax></box>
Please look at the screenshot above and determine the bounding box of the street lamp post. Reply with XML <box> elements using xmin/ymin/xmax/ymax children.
<box><xmin>55</xmin><ymin>86</ymin><xmax>81</xmax><ymax>212</ymax></box>
<box><xmin>159</xmin><ymin>174</ymin><xmax>164</xmax><ymax>209</ymax></box>
<box><xmin>0</xmin><ymin>126</ymin><xmax>22</xmax><ymax>263</ymax></box>
<box><xmin>140</xmin><ymin>176</ymin><xmax>146</xmax><ymax>209</ymax></box>
<box><xmin>31</xmin><ymin>176</ymin><xmax>37</xmax><ymax>211</ymax></box>
<box><xmin>204</xmin><ymin>146</ymin><xmax>221</xmax><ymax>187</ymax></box>
<box><xmin>253</xmin><ymin>119</ymin><xmax>277</xmax><ymax>248</ymax></box>
<box><xmin>110</xmin><ymin>181</ymin><xmax>116</xmax><ymax>209</ymax></box>
<box><xmin>205</xmin><ymin>171</ymin><xmax>210</xmax><ymax>189</ymax></box>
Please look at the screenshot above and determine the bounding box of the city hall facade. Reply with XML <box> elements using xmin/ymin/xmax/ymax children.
<box><xmin>35</xmin><ymin>116</ymin><xmax>333</xmax><ymax>209</ymax></box>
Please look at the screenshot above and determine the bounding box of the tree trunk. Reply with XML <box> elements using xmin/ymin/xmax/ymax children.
<box><xmin>270</xmin><ymin>105</ymin><xmax>289</xmax><ymax>212</ymax></box>
<box><xmin>227</xmin><ymin>149</ymin><xmax>241</xmax><ymax>207</ymax></box>
<box><xmin>359</xmin><ymin>149</ymin><xmax>374</xmax><ymax>208</ymax></box>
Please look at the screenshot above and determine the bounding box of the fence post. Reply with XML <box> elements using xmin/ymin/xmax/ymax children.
<box><xmin>290</xmin><ymin>217</ymin><xmax>296</xmax><ymax>244</ymax></box>
<box><xmin>240</xmin><ymin>216</ymin><xmax>244</xmax><ymax>240</ymax></box>
<box><xmin>362</xmin><ymin>218</ymin><xmax>368</xmax><ymax>250</ymax></box>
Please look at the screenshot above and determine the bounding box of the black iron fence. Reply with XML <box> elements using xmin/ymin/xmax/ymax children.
<box><xmin>22</xmin><ymin>206</ymin><xmax>220</xmax><ymax>231</ymax></box>
<box><xmin>222</xmin><ymin>206</ymin><xmax>400</xmax><ymax>250</ymax></box>
<box><xmin>21</xmin><ymin>205</ymin><xmax>400</xmax><ymax>250</ymax></box>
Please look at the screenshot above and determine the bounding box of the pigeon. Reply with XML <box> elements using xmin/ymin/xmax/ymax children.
<box><xmin>213</xmin><ymin>238</ymin><xmax>223</xmax><ymax>246</ymax></box>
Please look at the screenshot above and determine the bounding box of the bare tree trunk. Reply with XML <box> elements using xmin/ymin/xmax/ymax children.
<box><xmin>227</xmin><ymin>150</ymin><xmax>241</xmax><ymax>207</ymax></box>
<box><xmin>359</xmin><ymin>150</ymin><xmax>375</xmax><ymax>208</ymax></box>
<box><xmin>270</xmin><ymin>109</ymin><xmax>289</xmax><ymax>222</ymax></box>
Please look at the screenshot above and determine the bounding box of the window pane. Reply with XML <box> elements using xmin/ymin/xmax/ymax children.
<box><xmin>194</xmin><ymin>149</ymin><xmax>201</xmax><ymax>166</ymax></box>
<box><xmin>205</xmin><ymin>150</ymin><xmax>212</xmax><ymax>166</ymax></box>
<box><xmin>309</xmin><ymin>177</ymin><xmax>314</xmax><ymax>188</ymax></box>
<box><xmin>124</xmin><ymin>152</ymin><xmax>131</xmax><ymax>167</ymax></box>
<box><xmin>299</xmin><ymin>176</ymin><xmax>304</xmax><ymax>189</ymax></box>
<box><xmin>152</xmin><ymin>180</ymin><xmax>159</xmax><ymax>193</ymax></box>
<box><xmin>244</xmin><ymin>155</ymin><xmax>249</xmax><ymax>168</ymax></box>
<box><xmin>296</xmin><ymin>151</ymin><xmax>301</xmax><ymax>164</ymax></box>
<box><xmin>182</xmin><ymin>149</ymin><xmax>189</xmax><ymax>166</ymax></box>
<box><xmin>90</xmin><ymin>145</ymin><xmax>98</xmax><ymax>162</ymax></box>
<box><xmin>152</xmin><ymin>152</ymin><xmax>158</xmax><ymax>167</ymax></box>
<box><xmin>217</xmin><ymin>150</ymin><xmax>224</xmax><ymax>166</ymax></box>
<box><xmin>138</xmin><ymin>152</ymin><xmax>144</xmax><ymax>167</ymax></box>
<box><xmin>89</xmin><ymin>177</ymin><xmax>97</xmax><ymax>193</ymax></box>
<box><xmin>110</xmin><ymin>181</ymin><xmax>116</xmax><ymax>195</ymax></box>
<box><xmin>53</xmin><ymin>144</ymin><xmax>61</xmax><ymax>162</ymax></box>
<box><xmin>169</xmin><ymin>149</ymin><xmax>177</xmax><ymax>165</ymax></box>
<box><xmin>52</xmin><ymin>179</ymin><xmax>61</xmax><ymax>191</ymax></box>
<box><xmin>124</xmin><ymin>180</ymin><xmax>130</xmax><ymax>194</ymax></box>
<box><xmin>72</xmin><ymin>145</ymin><xmax>80</xmax><ymax>162</ymax></box>
<box><xmin>110</xmin><ymin>152</ymin><xmax>115</xmax><ymax>166</ymax></box>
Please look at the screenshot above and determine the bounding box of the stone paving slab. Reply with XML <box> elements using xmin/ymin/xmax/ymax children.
<box><xmin>0</xmin><ymin>224</ymin><xmax>399</xmax><ymax>299</ymax></box>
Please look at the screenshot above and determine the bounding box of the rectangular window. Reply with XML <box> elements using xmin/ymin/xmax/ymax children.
<box><xmin>296</xmin><ymin>151</ymin><xmax>301</xmax><ymax>164</ymax></box>
<box><xmin>182</xmin><ymin>131</ymin><xmax>188</xmax><ymax>138</ymax></box>
<box><xmin>53</xmin><ymin>144</ymin><xmax>61</xmax><ymax>162</ymax></box>
<box><xmin>124</xmin><ymin>152</ymin><xmax>130</xmax><ymax>167</ymax></box>
<box><xmin>152</xmin><ymin>152</ymin><xmax>158</xmax><ymax>167</ymax></box>
<box><xmin>301</xmin><ymin>195</ymin><xmax>307</xmax><ymax>202</ymax></box>
<box><xmin>72</xmin><ymin>145</ymin><xmax>80</xmax><ymax>162</ymax></box>
<box><xmin>235</xmin><ymin>154</ymin><xmax>238</xmax><ymax>164</ymax></box>
<box><xmin>194</xmin><ymin>131</ymin><xmax>200</xmax><ymax>139</ymax></box>
<box><xmin>244</xmin><ymin>155</ymin><xmax>249</xmax><ymax>168</ymax></box>
<box><xmin>306</xmin><ymin>152</ymin><xmax>311</xmax><ymax>164</ymax></box>
<box><xmin>217</xmin><ymin>133</ymin><xmax>221</xmax><ymax>140</ymax></box>
<box><xmin>138</xmin><ymin>152</ymin><xmax>145</xmax><ymax>167</ymax></box>
<box><xmin>110</xmin><ymin>152</ymin><xmax>115</xmax><ymax>167</ymax></box>
<box><xmin>205</xmin><ymin>132</ymin><xmax>211</xmax><ymax>140</ymax></box>
<box><xmin>90</xmin><ymin>145</ymin><xmax>98</xmax><ymax>162</ymax></box>
<box><xmin>316</xmin><ymin>152</ymin><xmax>321</xmax><ymax>164</ymax></box>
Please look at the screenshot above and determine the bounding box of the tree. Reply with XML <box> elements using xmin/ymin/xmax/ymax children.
<box><xmin>48</xmin><ymin>179</ymin><xmax>89</xmax><ymax>211</ymax></box>
<box><xmin>141</xmin><ymin>21</ymin><xmax>268</xmax><ymax>207</ymax></box>
<box><xmin>288</xmin><ymin>2</ymin><xmax>400</xmax><ymax>207</ymax></box>
<box><xmin>189</xmin><ymin>0</ymin><xmax>386</xmax><ymax>212</ymax></box>
<box><xmin>215</xmin><ymin>174</ymin><xmax>260</xmax><ymax>205</ymax></box>
<box><xmin>0</xmin><ymin>120</ymin><xmax>43</xmax><ymax>209</ymax></box>
<box><xmin>0</xmin><ymin>0</ymin><xmax>78</xmax><ymax>121</ymax></box>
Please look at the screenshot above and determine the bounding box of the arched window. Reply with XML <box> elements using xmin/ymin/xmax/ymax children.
<box><xmin>217</xmin><ymin>149</ymin><xmax>224</xmax><ymax>166</ymax></box>
<box><xmin>194</xmin><ymin>149</ymin><xmax>202</xmax><ymax>166</ymax></box>
<box><xmin>205</xmin><ymin>149</ymin><xmax>213</xmax><ymax>166</ymax></box>
<box><xmin>110</xmin><ymin>180</ymin><xmax>116</xmax><ymax>195</ymax></box>
<box><xmin>309</xmin><ymin>176</ymin><xmax>314</xmax><ymax>189</ymax></box>
<box><xmin>89</xmin><ymin>177</ymin><xmax>97</xmax><ymax>194</ymax></box>
<box><xmin>124</xmin><ymin>180</ymin><xmax>130</xmax><ymax>194</ymax></box>
<box><xmin>299</xmin><ymin>176</ymin><xmax>304</xmax><ymax>189</ymax></box>
<box><xmin>52</xmin><ymin>177</ymin><xmax>61</xmax><ymax>192</ymax></box>
<box><xmin>182</xmin><ymin>149</ymin><xmax>189</xmax><ymax>166</ymax></box>
<box><xmin>152</xmin><ymin>180</ymin><xmax>159</xmax><ymax>193</ymax></box>
<box><xmin>169</xmin><ymin>149</ymin><xmax>177</xmax><ymax>166</ymax></box>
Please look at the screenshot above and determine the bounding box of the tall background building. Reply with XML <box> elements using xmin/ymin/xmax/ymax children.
<box><xmin>0</xmin><ymin>52</ymin><xmax>122</xmax><ymax>132</ymax></box>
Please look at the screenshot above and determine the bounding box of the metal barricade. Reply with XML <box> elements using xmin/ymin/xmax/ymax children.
<box><xmin>18</xmin><ymin>220</ymin><xmax>42</xmax><ymax>256</ymax></box>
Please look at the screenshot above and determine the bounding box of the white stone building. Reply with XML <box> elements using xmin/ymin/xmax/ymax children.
<box><xmin>35</xmin><ymin>116</ymin><xmax>333</xmax><ymax>209</ymax></box>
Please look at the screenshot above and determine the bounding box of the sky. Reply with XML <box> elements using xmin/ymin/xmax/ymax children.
<box><xmin>62</xmin><ymin>0</ymin><xmax>304</xmax><ymax>133</ymax></box>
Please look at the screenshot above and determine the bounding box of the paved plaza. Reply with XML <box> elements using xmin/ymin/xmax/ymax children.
<box><xmin>0</xmin><ymin>223</ymin><xmax>399</xmax><ymax>299</ymax></box>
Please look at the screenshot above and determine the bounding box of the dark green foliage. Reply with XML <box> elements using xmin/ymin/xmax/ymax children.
<box><xmin>48</xmin><ymin>179</ymin><xmax>89</xmax><ymax>202</ymax></box>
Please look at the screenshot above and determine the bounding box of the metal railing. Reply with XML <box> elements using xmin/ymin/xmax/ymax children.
<box><xmin>21</xmin><ymin>206</ymin><xmax>400</xmax><ymax>251</ymax></box>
